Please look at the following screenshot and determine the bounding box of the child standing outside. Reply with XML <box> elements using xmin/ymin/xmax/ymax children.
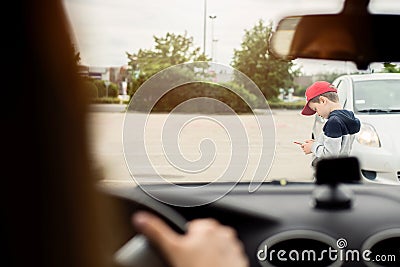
<box><xmin>299</xmin><ymin>81</ymin><xmax>361</xmax><ymax>167</ymax></box>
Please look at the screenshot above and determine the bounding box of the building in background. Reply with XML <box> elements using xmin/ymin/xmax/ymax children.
<box><xmin>78</xmin><ymin>65</ymin><xmax>130</xmax><ymax>96</ymax></box>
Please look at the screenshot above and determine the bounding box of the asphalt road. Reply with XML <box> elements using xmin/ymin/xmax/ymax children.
<box><xmin>88</xmin><ymin>105</ymin><xmax>315</xmax><ymax>185</ymax></box>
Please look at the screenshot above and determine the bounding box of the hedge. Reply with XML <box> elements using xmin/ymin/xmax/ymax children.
<box><xmin>91</xmin><ymin>97</ymin><xmax>129</xmax><ymax>105</ymax></box>
<box><xmin>90</xmin><ymin>98</ymin><xmax>306</xmax><ymax>111</ymax></box>
<box><xmin>267</xmin><ymin>100</ymin><xmax>306</xmax><ymax>110</ymax></box>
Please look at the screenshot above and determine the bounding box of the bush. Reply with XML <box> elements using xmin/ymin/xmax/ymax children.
<box><xmin>94</xmin><ymin>80</ymin><xmax>107</xmax><ymax>97</ymax></box>
<box><xmin>108</xmin><ymin>83</ymin><xmax>119</xmax><ymax>98</ymax></box>
<box><xmin>268</xmin><ymin>100</ymin><xmax>306</xmax><ymax>110</ymax></box>
<box><xmin>129</xmin><ymin>82</ymin><xmax>260</xmax><ymax>114</ymax></box>
<box><xmin>84</xmin><ymin>80</ymin><xmax>98</xmax><ymax>98</ymax></box>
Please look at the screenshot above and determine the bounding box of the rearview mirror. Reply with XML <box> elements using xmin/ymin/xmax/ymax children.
<box><xmin>270</xmin><ymin>13</ymin><xmax>400</xmax><ymax>70</ymax></box>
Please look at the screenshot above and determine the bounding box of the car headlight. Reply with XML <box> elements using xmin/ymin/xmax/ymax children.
<box><xmin>356</xmin><ymin>123</ymin><xmax>381</xmax><ymax>147</ymax></box>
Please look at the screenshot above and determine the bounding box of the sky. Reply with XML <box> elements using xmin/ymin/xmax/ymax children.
<box><xmin>63</xmin><ymin>0</ymin><xmax>400</xmax><ymax>75</ymax></box>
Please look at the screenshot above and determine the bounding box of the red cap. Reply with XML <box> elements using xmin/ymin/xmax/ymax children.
<box><xmin>301</xmin><ymin>81</ymin><xmax>337</xmax><ymax>115</ymax></box>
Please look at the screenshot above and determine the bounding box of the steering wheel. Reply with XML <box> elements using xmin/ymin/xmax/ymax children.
<box><xmin>97</xmin><ymin>184</ymin><xmax>188</xmax><ymax>267</ymax></box>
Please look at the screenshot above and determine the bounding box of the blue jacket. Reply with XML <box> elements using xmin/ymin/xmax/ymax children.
<box><xmin>312</xmin><ymin>110</ymin><xmax>361</xmax><ymax>159</ymax></box>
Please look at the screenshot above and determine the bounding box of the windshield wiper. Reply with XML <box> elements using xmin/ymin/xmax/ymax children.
<box><xmin>357</xmin><ymin>108</ymin><xmax>391</xmax><ymax>113</ymax></box>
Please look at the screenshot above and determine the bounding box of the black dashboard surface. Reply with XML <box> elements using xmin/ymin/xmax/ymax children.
<box><xmin>101</xmin><ymin>182</ymin><xmax>400</xmax><ymax>267</ymax></box>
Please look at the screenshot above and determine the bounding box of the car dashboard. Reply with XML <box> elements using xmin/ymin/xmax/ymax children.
<box><xmin>100</xmin><ymin>181</ymin><xmax>400</xmax><ymax>267</ymax></box>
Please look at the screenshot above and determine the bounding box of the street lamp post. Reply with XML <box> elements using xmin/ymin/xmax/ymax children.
<box><xmin>209</xmin><ymin>14</ymin><xmax>217</xmax><ymax>61</ymax></box>
<box><xmin>203</xmin><ymin>0</ymin><xmax>207</xmax><ymax>55</ymax></box>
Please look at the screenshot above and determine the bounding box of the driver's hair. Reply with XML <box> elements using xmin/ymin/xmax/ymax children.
<box><xmin>309</xmin><ymin>92</ymin><xmax>339</xmax><ymax>103</ymax></box>
<box><xmin>10</xmin><ymin>1</ymin><xmax>126</xmax><ymax>267</ymax></box>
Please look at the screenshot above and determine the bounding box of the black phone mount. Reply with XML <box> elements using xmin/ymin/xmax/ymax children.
<box><xmin>312</xmin><ymin>157</ymin><xmax>361</xmax><ymax>210</ymax></box>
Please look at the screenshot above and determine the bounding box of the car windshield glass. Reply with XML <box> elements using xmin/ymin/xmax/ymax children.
<box><xmin>354</xmin><ymin>80</ymin><xmax>400</xmax><ymax>112</ymax></box>
<box><xmin>63</xmin><ymin>0</ymin><xmax>400</xmax><ymax>187</ymax></box>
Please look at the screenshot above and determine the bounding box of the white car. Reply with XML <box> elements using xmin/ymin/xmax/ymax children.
<box><xmin>312</xmin><ymin>73</ymin><xmax>400</xmax><ymax>185</ymax></box>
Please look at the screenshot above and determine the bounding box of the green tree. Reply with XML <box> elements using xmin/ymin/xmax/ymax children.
<box><xmin>126</xmin><ymin>32</ymin><xmax>209</xmax><ymax>96</ymax></box>
<box><xmin>382</xmin><ymin>62</ymin><xmax>400</xmax><ymax>73</ymax></box>
<box><xmin>231</xmin><ymin>19</ymin><xmax>299</xmax><ymax>100</ymax></box>
<box><xmin>69</xmin><ymin>42</ymin><xmax>81</xmax><ymax>65</ymax></box>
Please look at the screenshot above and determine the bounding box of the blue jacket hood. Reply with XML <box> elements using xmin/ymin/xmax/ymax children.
<box><xmin>323</xmin><ymin>110</ymin><xmax>361</xmax><ymax>138</ymax></box>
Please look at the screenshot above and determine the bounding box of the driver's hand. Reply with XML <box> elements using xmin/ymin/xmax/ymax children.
<box><xmin>132</xmin><ymin>211</ymin><xmax>249</xmax><ymax>267</ymax></box>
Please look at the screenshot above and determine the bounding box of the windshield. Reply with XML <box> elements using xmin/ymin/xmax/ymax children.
<box><xmin>354</xmin><ymin>79</ymin><xmax>400</xmax><ymax>113</ymax></box>
<box><xmin>64</xmin><ymin>0</ymin><xmax>400</xmax><ymax>187</ymax></box>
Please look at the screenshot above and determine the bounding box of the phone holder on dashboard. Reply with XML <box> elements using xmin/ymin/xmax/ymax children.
<box><xmin>312</xmin><ymin>157</ymin><xmax>361</xmax><ymax>210</ymax></box>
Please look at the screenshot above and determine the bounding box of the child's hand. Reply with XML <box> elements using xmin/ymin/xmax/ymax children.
<box><xmin>301</xmin><ymin>140</ymin><xmax>314</xmax><ymax>154</ymax></box>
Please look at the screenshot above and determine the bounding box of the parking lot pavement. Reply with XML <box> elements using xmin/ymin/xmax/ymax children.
<box><xmin>88</xmin><ymin>108</ymin><xmax>315</xmax><ymax>185</ymax></box>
